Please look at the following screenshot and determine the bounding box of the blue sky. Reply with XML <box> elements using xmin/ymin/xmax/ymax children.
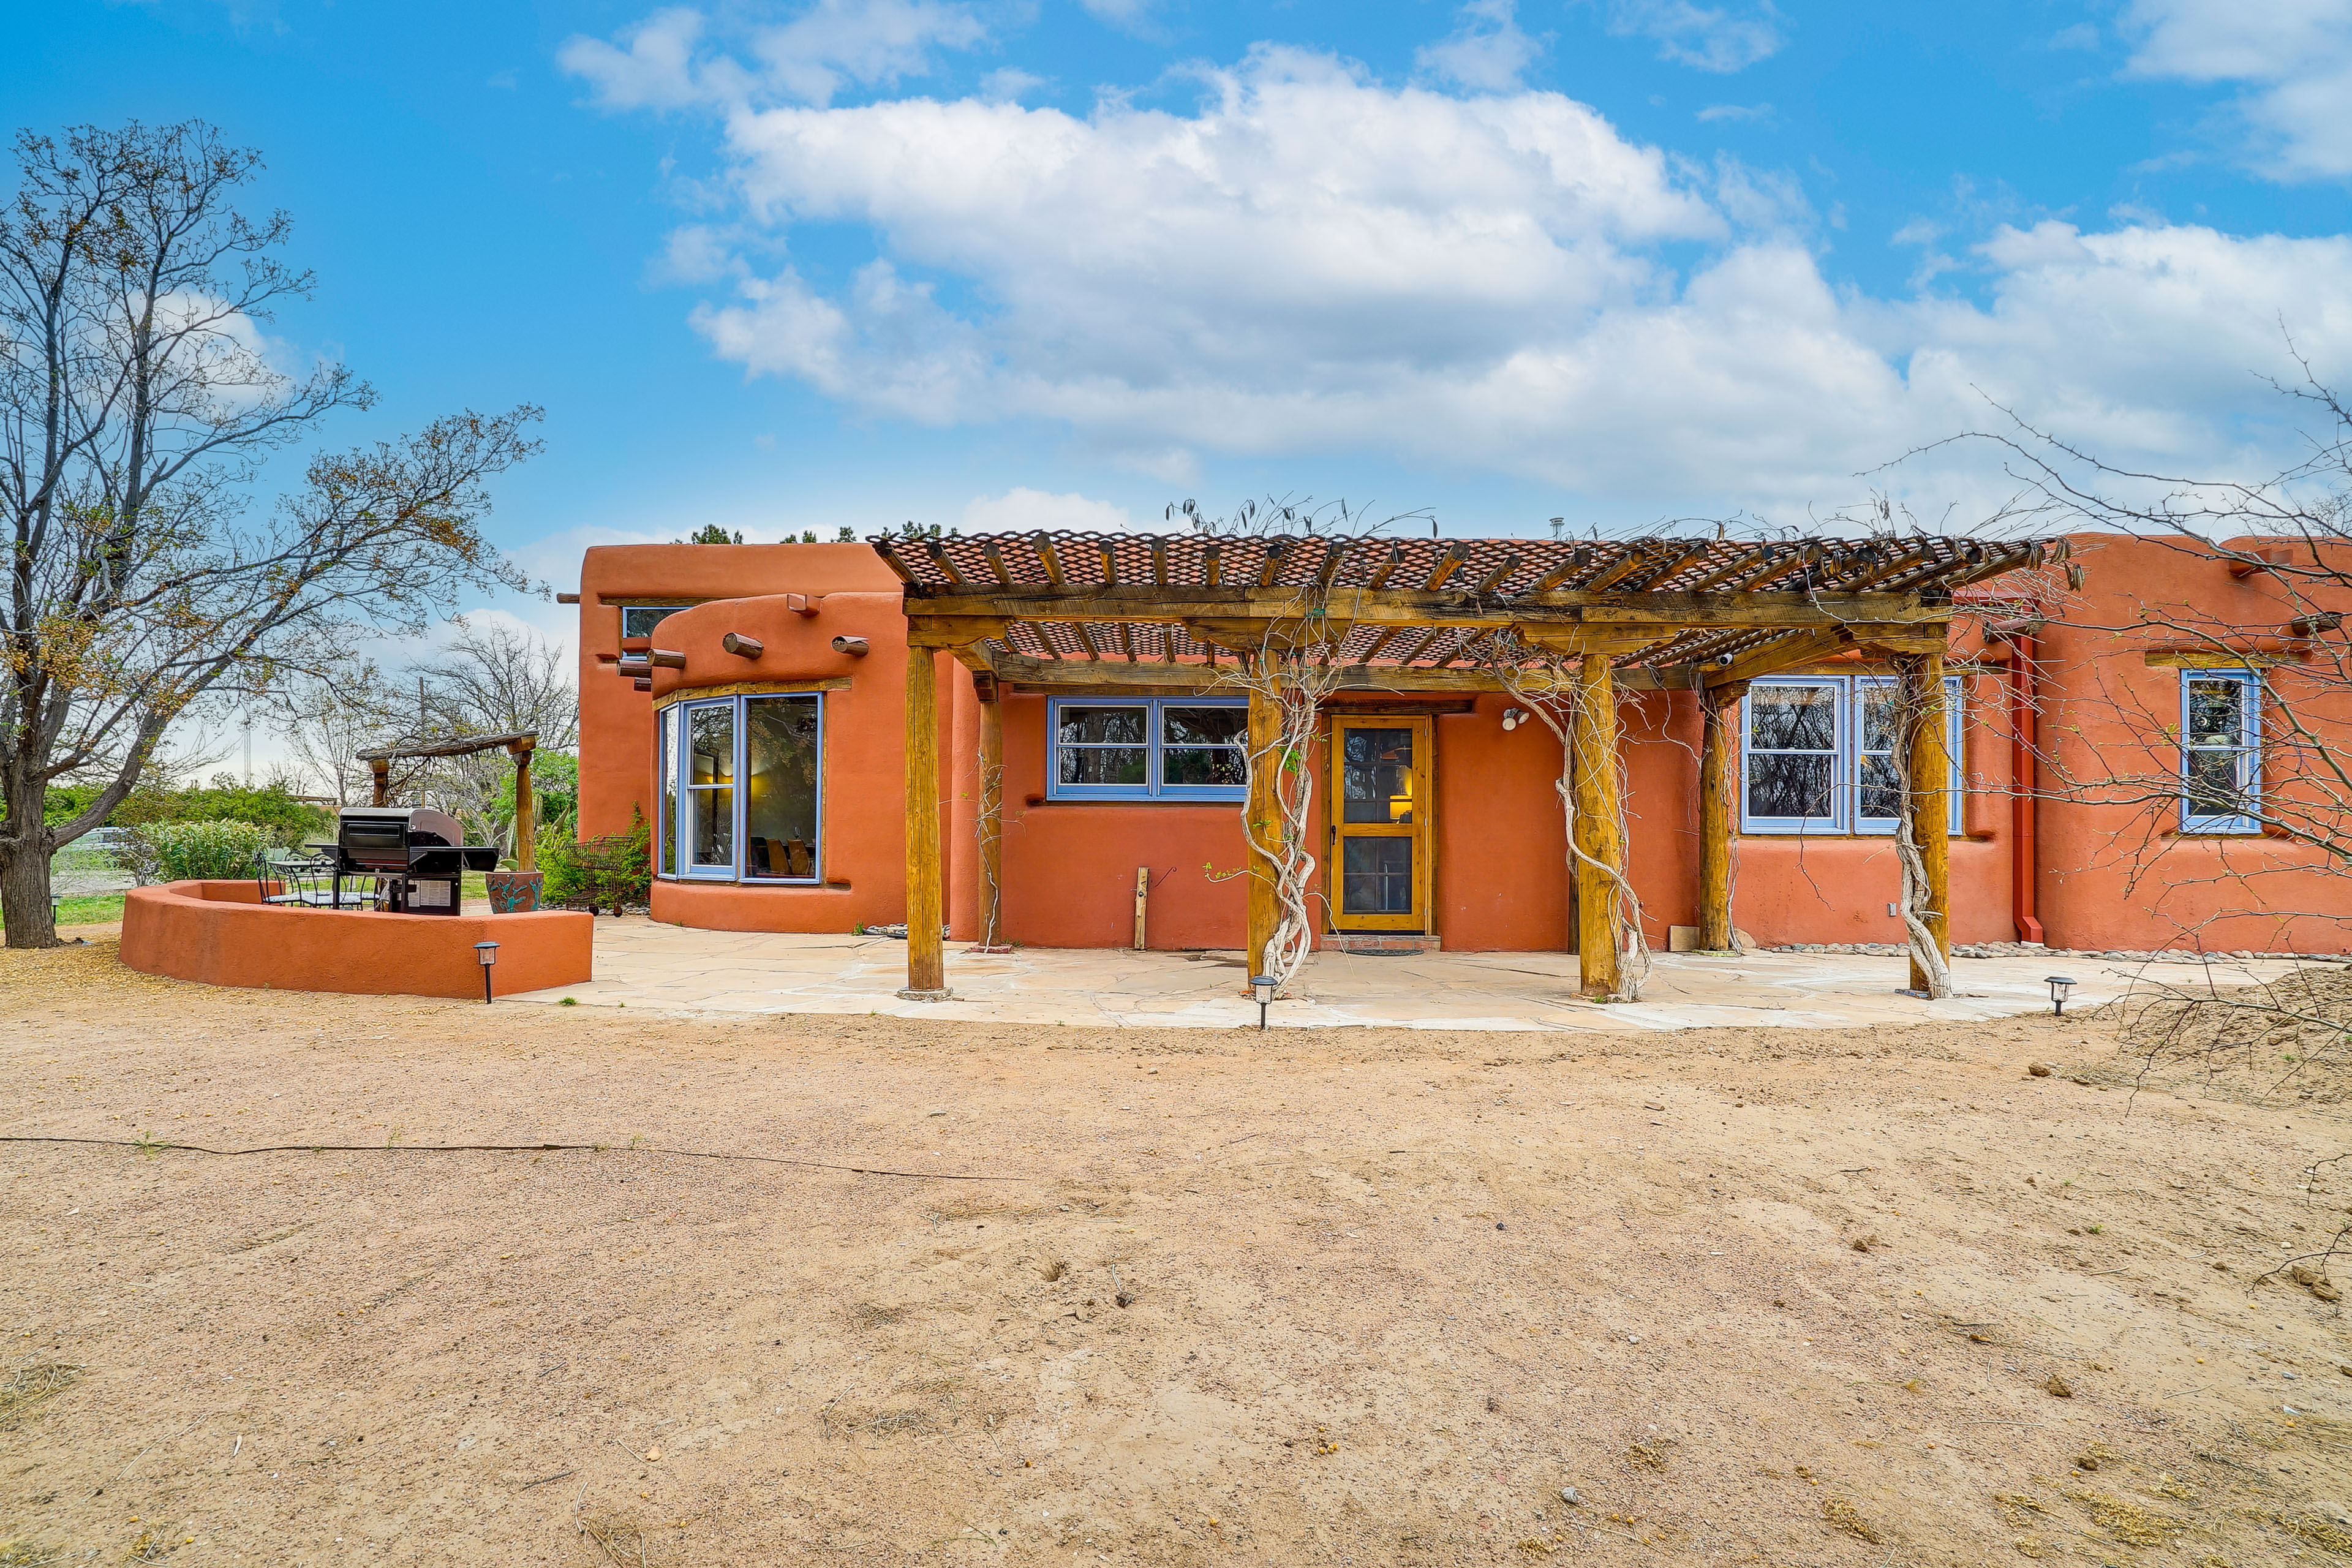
<box><xmin>11</xmin><ymin>0</ymin><xmax>2352</xmax><ymax>616</ymax></box>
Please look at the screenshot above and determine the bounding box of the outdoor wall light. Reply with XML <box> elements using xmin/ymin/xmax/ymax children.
<box><xmin>1501</xmin><ymin>707</ymin><xmax>1529</xmax><ymax>731</ymax></box>
<box><xmin>1248</xmin><ymin>973</ymin><xmax>1276</xmax><ymax>1030</ymax></box>
<box><xmin>2046</xmin><ymin>974</ymin><xmax>2075</xmax><ymax>1016</ymax></box>
<box><xmin>475</xmin><ymin>940</ymin><xmax>499</xmax><ymax>1005</ymax></box>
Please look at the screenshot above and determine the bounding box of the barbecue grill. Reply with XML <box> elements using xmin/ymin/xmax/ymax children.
<box><xmin>334</xmin><ymin>806</ymin><xmax>499</xmax><ymax>914</ymax></box>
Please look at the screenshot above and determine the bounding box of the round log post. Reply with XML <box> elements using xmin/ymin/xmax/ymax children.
<box><xmin>509</xmin><ymin>739</ymin><xmax>537</xmax><ymax>872</ymax></box>
<box><xmin>1245</xmin><ymin>671</ymin><xmax>1280</xmax><ymax>978</ymax></box>
<box><xmin>978</xmin><ymin>692</ymin><xmax>1003</xmax><ymax>949</ymax></box>
<box><xmin>901</xmin><ymin>646</ymin><xmax>948</xmax><ymax>998</ymax></box>
<box><xmin>1571</xmin><ymin>654</ymin><xmax>1626</xmax><ymax>998</ymax></box>
<box><xmin>1697</xmin><ymin>680</ymin><xmax>1746</xmax><ymax>951</ymax></box>
<box><xmin>1905</xmin><ymin>653</ymin><xmax>1953</xmax><ymax>992</ymax></box>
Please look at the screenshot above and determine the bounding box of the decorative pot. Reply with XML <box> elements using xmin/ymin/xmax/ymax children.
<box><xmin>484</xmin><ymin>870</ymin><xmax>544</xmax><ymax>913</ymax></box>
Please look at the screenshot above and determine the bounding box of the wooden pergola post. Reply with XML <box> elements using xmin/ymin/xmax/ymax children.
<box><xmin>1904</xmin><ymin>653</ymin><xmax>1952</xmax><ymax>992</ymax></box>
<box><xmin>1697</xmin><ymin>680</ymin><xmax>1745</xmax><ymax>951</ymax></box>
<box><xmin>369</xmin><ymin>756</ymin><xmax>390</xmax><ymax>808</ymax></box>
<box><xmin>902</xmin><ymin>646</ymin><xmax>948</xmax><ymax>999</ymax></box>
<box><xmin>977</xmin><ymin>689</ymin><xmax>1003</xmax><ymax>949</ymax></box>
<box><xmin>1571</xmin><ymin>653</ymin><xmax>1626</xmax><ymax>998</ymax></box>
<box><xmin>508</xmin><ymin>739</ymin><xmax>537</xmax><ymax>872</ymax></box>
<box><xmin>1244</xmin><ymin>668</ymin><xmax>1280</xmax><ymax>977</ymax></box>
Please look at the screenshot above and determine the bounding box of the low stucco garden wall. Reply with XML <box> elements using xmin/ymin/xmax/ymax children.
<box><xmin>119</xmin><ymin>880</ymin><xmax>594</xmax><ymax>999</ymax></box>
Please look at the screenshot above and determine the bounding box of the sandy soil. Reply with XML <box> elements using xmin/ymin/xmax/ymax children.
<box><xmin>4</xmin><ymin>932</ymin><xmax>2350</xmax><ymax>1567</ymax></box>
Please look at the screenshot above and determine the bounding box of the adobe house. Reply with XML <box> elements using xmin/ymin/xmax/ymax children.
<box><xmin>569</xmin><ymin>529</ymin><xmax>2352</xmax><ymax>996</ymax></box>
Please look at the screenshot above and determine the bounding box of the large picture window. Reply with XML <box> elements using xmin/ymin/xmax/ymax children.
<box><xmin>655</xmin><ymin>692</ymin><xmax>826</xmax><ymax>881</ymax></box>
<box><xmin>1046</xmin><ymin>696</ymin><xmax>1248</xmax><ymax>801</ymax></box>
<box><xmin>1741</xmin><ymin>674</ymin><xmax>1964</xmax><ymax>835</ymax></box>
<box><xmin>2180</xmin><ymin>669</ymin><xmax>2261</xmax><ymax>833</ymax></box>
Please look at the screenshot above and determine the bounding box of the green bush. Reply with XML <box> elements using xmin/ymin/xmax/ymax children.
<box><xmin>142</xmin><ymin>819</ymin><xmax>273</xmax><ymax>882</ymax></box>
<box><xmin>538</xmin><ymin>807</ymin><xmax>650</xmax><ymax>914</ymax></box>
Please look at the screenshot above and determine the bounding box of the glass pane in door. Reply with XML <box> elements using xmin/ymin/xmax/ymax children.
<box><xmin>1341</xmin><ymin>837</ymin><xmax>1414</xmax><ymax>914</ymax></box>
<box><xmin>744</xmin><ymin>695</ymin><xmax>820</xmax><ymax>878</ymax></box>
<box><xmin>1341</xmin><ymin>728</ymin><xmax>1415</xmax><ymax>823</ymax></box>
<box><xmin>687</xmin><ymin>703</ymin><xmax>736</xmax><ymax>870</ymax></box>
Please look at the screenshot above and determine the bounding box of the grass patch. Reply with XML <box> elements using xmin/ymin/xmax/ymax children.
<box><xmin>0</xmin><ymin>1360</ymin><xmax>83</xmax><ymax>1424</ymax></box>
<box><xmin>0</xmin><ymin>892</ymin><xmax>125</xmax><ymax>933</ymax></box>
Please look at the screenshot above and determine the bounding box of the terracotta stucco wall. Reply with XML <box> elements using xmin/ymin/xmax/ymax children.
<box><xmin>575</xmin><ymin>532</ymin><xmax>2352</xmax><ymax>955</ymax></box>
<box><xmin>576</xmin><ymin>544</ymin><xmax>901</xmax><ymax>842</ymax></box>
<box><xmin>638</xmin><ymin>589</ymin><xmax>918</xmax><ymax>935</ymax></box>
<box><xmin>2028</xmin><ymin>533</ymin><xmax>2352</xmax><ymax>952</ymax></box>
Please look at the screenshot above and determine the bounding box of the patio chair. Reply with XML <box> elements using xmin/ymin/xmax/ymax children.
<box><xmin>254</xmin><ymin>847</ymin><xmax>373</xmax><ymax>910</ymax></box>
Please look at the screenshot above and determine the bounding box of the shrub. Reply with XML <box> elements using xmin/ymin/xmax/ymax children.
<box><xmin>140</xmin><ymin>819</ymin><xmax>273</xmax><ymax>882</ymax></box>
<box><xmin>538</xmin><ymin>807</ymin><xmax>650</xmax><ymax>914</ymax></box>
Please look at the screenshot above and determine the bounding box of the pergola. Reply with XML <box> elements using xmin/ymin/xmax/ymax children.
<box><xmin>871</xmin><ymin>530</ymin><xmax>2064</xmax><ymax>1001</ymax></box>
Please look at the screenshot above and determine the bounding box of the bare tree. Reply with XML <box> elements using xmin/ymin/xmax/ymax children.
<box><xmin>405</xmin><ymin>621</ymin><xmax>578</xmax><ymax>857</ymax></box>
<box><xmin>1936</xmin><ymin>360</ymin><xmax>2352</xmax><ymax>1280</ymax></box>
<box><xmin>0</xmin><ymin>121</ymin><xmax>541</xmax><ymax>945</ymax></box>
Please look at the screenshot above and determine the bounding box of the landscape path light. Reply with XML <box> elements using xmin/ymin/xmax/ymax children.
<box><xmin>1248</xmin><ymin>973</ymin><xmax>1276</xmax><ymax>1031</ymax></box>
<box><xmin>475</xmin><ymin>940</ymin><xmax>499</xmax><ymax>1005</ymax></box>
<box><xmin>2046</xmin><ymin>974</ymin><xmax>2075</xmax><ymax>1017</ymax></box>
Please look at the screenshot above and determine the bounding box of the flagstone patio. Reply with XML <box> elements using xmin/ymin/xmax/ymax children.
<box><xmin>501</xmin><ymin>916</ymin><xmax>2309</xmax><ymax>1032</ymax></box>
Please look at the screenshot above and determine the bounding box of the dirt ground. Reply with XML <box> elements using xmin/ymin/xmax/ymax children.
<box><xmin>4</xmin><ymin>933</ymin><xmax>2351</xmax><ymax>1567</ymax></box>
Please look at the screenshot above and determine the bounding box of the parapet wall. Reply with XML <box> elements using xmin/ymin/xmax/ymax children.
<box><xmin>119</xmin><ymin>881</ymin><xmax>594</xmax><ymax>999</ymax></box>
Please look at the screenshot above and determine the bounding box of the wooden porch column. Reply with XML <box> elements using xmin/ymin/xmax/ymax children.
<box><xmin>1904</xmin><ymin>653</ymin><xmax>1952</xmax><ymax>992</ymax></box>
<box><xmin>1571</xmin><ymin>653</ymin><xmax>1626</xmax><ymax>998</ymax></box>
<box><xmin>902</xmin><ymin>646</ymin><xmax>948</xmax><ymax>998</ymax></box>
<box><xmin>977</xmin><ymin>691</ymin><xmax>1003</xmax><ymax>949</ymax></box>
<box><xmin>1696</xmin><ymin>680</ymin><xmax>1744</xmax><ymax>951</ymax></box>
<box><xmin>510</xmin><ymin>740</ymin><xmax>537</xmax><ymax>872</ymax></box>
<box><xmin>1244</xmin><ymin>671</ymin><xmax>1280</xmax><ymax>976</ymax></box>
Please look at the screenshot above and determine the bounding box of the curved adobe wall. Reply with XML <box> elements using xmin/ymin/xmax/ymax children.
<box><xmin>120</xmin><ymin>881</ymin><xmax>594</xmax><ymax>998</ymax></box>
<box><xmin>644</xmin><ymin>592</ymin><xmax>916</xmax><ymax>935</ymax></box>
<box><xmin>577</xmin><ymin>543</ymin><xmax>902</xmax><ymax>843</ymax></box>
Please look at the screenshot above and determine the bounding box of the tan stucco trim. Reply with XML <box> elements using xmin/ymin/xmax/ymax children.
<box><xmin>650</xmin><ymin>677</ymin><xmax>852</xmax><ymax>713</ymax></box>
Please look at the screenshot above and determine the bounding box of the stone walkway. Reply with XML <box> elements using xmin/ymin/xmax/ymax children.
<box><xmin>502</xmin><ymin>917</ymin><xmax>2314</xmax><ymax>1032</ymax></box>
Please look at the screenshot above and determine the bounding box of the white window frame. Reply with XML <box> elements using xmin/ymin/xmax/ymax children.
<box><xmin>1046</xmin><ymin>695</ymin><xmax>1249</xmax><ymax>802</ymax></box>
<box><xmin>2179</xmin><ymin>668</ymin><xmax>2263</xmax><ymax>834</ymax></box>
<box><xmin>1741</xmin><ymin>673</ymin><xmax>1967</xmax><ymax>837</ymax></box>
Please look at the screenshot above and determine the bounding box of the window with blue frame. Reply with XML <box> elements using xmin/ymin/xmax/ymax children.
<box><xmin>1741</xmin><ymin>674</ymin><xmax>1964</xmax><ymax>835</ymax></box>
<box><xmin>621</xmin><ymin>604</ymin><xmax>688</xmax><ymax>639</ymax></box>
<box><xmin>2180</xmin><ymin>668</ymin><xmax>2262</xmax><ymax>833</ymax></box>
<box><xmin>654</xmin><ymin>691</ymin><xmax>825</xmax><ymax>880</ymax></box>
<box><xmin>1047</xmin><ymin>696</ymin><xmax>1249</xmax><ymax>801</ymax></box>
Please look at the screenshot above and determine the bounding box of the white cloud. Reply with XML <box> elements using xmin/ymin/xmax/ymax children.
<box><xmin>559</xmin><ymin>0</ymin><xmax>987</xmax><ymax>111</ymax></box>
<box><xmin>1079</xmin><ymin>0</ymin><xmax>1158</xmax><ymax>35</ymax></box>
<box><xmin>1695</xmin><ymin>102</ymin><xmax>1771</xmax><ymax>122</ymax></box>
<box><xmin>1603</xmin><ymin>0</ymin><xmax>1784</xmax><ymax>74</ymax></box>
<box><xmin>1417</xmin><ymin>0</ymin><xmax>1544</xmax><ymax>93</ymax></box>
<box><xmin>960</xmin><ymin>487</ymin><xmax>1139</xmax><ymax>532</ymax></box>
<box><xmin>979</xmin><ymin>66</ymin><xmax>1046</xmax><ymax>101</ymax></box>
<box><xmin>585</xmin><ymin>31</ymin><xmax>2352</xmax><ymax>517</ymax></box>
<box><xmin>2122</xmin><ymin>0</ymin><xmax>2352</xmax><ymax>179</ymax></box>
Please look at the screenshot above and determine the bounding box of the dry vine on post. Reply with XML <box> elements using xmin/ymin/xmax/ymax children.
<box><xmin>1180</xmin><ymin>496</ymin><xmax>1428</xmax><ymax>995</ymax></box>
<box><xmin>1483</xmin><ymin>633</ymin><xmax>1654</xmax><ymax>1001</ymax></box>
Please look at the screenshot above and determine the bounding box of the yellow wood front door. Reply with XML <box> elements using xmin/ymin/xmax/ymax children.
<box><xmin>1328</xmin><ymin>716</ymin><xmax>1432</xmax><ymax>931</ymax></box>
